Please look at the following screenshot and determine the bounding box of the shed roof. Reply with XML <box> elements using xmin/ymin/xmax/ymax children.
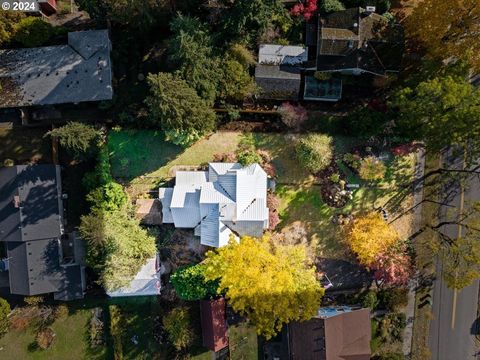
<box><xmin>0</xmin><ymin>30</ymin><xmax>113</xmax><ymax>108</ymax></box>
<box><xmin>258</xmin><ymin>44</ymin><xmax>308</xmax><ymax>65</ymax></box>
<box><xmin>200</xmin><ymin>298</ymin><xmax>229</xmax><ymax>352</ymax></box>
<box><xmin>255</xmin><ymin>65</ymin><xmax>301</xmax><ymax>100</ymax></box>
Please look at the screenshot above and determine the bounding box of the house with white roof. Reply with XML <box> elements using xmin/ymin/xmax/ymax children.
<box><xmin>159</xmin><ymin>163</ymin><xmax>269</xmax><ymax>248</ymax></box>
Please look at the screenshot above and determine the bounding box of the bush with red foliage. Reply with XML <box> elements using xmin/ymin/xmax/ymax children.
<box><xmin>372</xmin><ymin>248</ymin><xmax>413</xmax><ymax>287</ymax></box>
<box><xmin>391</xmin><ymin>143</ymin><xmax>422</xmax><ymax>156</ymax></box>
<box><xmin>290</xmin><ymin>0</ymin><xmax>318</xmax><ymax>21</ymax></box>
<box><xmin>278</xmin><ymin>102</ymin><xmax>308</xmax><ymax>129</ymax></box>
<box><xmin>267</xmin><ymin>193</ymin><xmax>281</xmax><ymax>230</ymax></box>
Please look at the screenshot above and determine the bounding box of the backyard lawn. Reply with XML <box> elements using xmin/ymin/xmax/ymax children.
<box><xmin>0</xmin><ymin>308</ymin><xmax>106</xmax><ymax>360</ymax></box>
<box><xmin>109</xmin><ymin>129</ymin><xmax>416</xmax><ymax>257</ymax></box>
<box><xmin>229</xmin><ymin>324</ymin><xmax>259</xmax><ymax>360</ymax></box>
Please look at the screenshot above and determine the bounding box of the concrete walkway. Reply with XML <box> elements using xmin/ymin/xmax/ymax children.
<box><xmin>403</xmin><ymin>147</ymin><xmax>426</xmax><ymax>356</ymax></box>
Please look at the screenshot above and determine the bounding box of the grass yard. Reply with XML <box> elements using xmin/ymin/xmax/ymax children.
<box><xmin>0</xmin><ymin>128</ymin><xmax>52</xmax><ymax>164</ymax></box>
<box><xmin>109</xmin><ymin>129</ymin><xmax>416</xmax><ymax>258</ymax></box>
<box><xmin>228</xmin><ymin>324</ymin><xmax>259</xmax><ymax>360</ymax></box>
<box><xmin>0</xmin><ymin>308</ymin><xmax>105</xmax><ymax>360</ymax></box>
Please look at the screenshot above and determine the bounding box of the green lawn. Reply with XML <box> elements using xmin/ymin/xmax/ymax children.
<box><xmin>0</xmin><ymin>128</ymin><xmax>52</xmax><ymax>164</ymax></box>
<box><xmin>108</xmin><ymin>129</ymin><xmax>416</xmax><ymax>257</ymax></box>
<box><xmin>0</xmin><ymin>308</ymin><xmax>105</xmax><ymax>360</ymax></box>
<box><xmin>229</xmin><ymin>324</ymin><xmax>258</xmax><ymax>360</ymax></box>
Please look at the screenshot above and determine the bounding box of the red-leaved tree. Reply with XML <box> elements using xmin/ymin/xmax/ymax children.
<box><xmin>290</xmin><ymin>0</ymin><xmax>318</xmax><ymax>21</ymax></box>
<box><xmin>278</xmin><ymin>102</ymin><xmax>308</xmax><ymax>129</ymax></box>
<box><xmin>372</xmin><ymin>249</ymin><xmax>413</xmax><ymax>287</ymax></box>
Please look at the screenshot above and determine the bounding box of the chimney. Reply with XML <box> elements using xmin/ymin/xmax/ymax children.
<box><xmin>13</xmin><ymin>195</ymin><xmax>21</xmax><ymax>208</ymax></box>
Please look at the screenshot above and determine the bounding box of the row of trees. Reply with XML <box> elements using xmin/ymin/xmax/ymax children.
<box><xmin>47</xmin><ymin>122</ymin><xmax>157</xmax><ymax>292</ymax></box>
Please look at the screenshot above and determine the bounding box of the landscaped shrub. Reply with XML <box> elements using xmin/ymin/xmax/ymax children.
<box><xmin>86</xmin><ymin>182</ymin><xmax>128</xmax><ymax>212</ymax></box>
<box><xmin>295</xmin><ymin>134</ymin><xmax>333</xmax><ymax>173</ymax></box>
<box><xmin>24</xmin><ymin>296</ymin><xmax>43</xmax><ymax>307</ymax></box>
<box><xmin>358</xmin><ymin>156</ymin><xmax>386</xmax><ymax>181</ymax></box>
<box><xmin>53</xmin><ymin>304</ymin><xmax>69</xmax><ymax>320</ymax></box>
<box><xmin>35</xmin><ymin>327</ymin><xmax>55</xmax><ymax>350</ymax></box>
<box><xmin>237</xmin><ymin>149</ymin><xmax>262</xmax><ymax>166</ymax></box>
<box><xmin>163</xmin><ymin>307</ymin><xmax>194</xmax><ymax>351</ymax></box>
<box><xmin>377</xmin><ymin>288</ymin><xmax>409</xmax><ymax>312</ymax></box>
<box><xmin>213</xmin><ymin>152</ymin><xmax>237</xmax><ymax>163</ymax></box>
<box><xmin>343</xmin><ymin>153</ymin><xmax>362</xmax><ymax>170</ymax></box>
<box><xmin>267</xmin><ymin>193</ymin><xmax>281</xmax><ymax>230</ymax></box>
<box><xmin>46</xmin><ymin>122</ymin><xmax>101</xmax><ymax>159</ymax></box>
<box><xmin>3</xmin><ymin>159</ymin><xmax>14</xmax><ymax>167</ymax></box>
<box><xmin>109</xmin><ymin>305</ymin><xmax>123</xmax><ymax>359</ymax></box>
<box><xmin>13</xmin><ymin>17</ymin><xmax>61</xmax><ymax>47</ymax></box>
<box><xmin>82</xmin><ymin>146</ymin><xmax>113</xmax><ymax>191</ymax></box>
<box><xmin>0</xmin><ymin>298</ymin><xmax>10</xmax><ymax>337</ymax></box>
<box><xmin>170</xmin><ymin>264</ymin><xmax>219</xmax><ymax>301</ymax></box>
<box><xmin>321</xmin><ymin>0</ymin><xmax>345</xmax><ymax>13</ymax></box>
<box><xmin>278</xmin><ymin>102</ymin><xmax>308</xmax><ymax>129</ymax></box>
<box><xmin>378</xmin><ymin>313</ymin><xmax>406</xmax><ymax>343</ymax></box>
<box><xmin>89</xmin><ymin>308</ymin><xmax>105</xmax><ymax>348</ymax></box>
<box><xmin>361</xmin><ymin>290</ymin><xmax>379</xmax><ymax>310</ymax></box>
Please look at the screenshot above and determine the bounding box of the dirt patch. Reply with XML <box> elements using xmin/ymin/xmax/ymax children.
<box><xmin>390</xmin><ymin>0</ymin><xmax>424</xmax><ymax>21</ymax></box>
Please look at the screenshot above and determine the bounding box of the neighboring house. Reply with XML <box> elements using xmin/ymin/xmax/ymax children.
<box><xmin>313</xmin><ymin>7</ymin><xmax>403</xmax><ymax>76</ymax></box>
<box><xmin>159</xmin><ymin>163</ymin><xmax>269</xmax><ymax>248</ymax></box>
<box><xmin>303</xmin><ymin>7</ymin><xmax>403</xmax><ymax>101</ymax></box>
<box><xmin>0</xmin><ymin>165</ymin><xmax>85</xmax><ymax>301</ymax></box>
<box><xmin>200</xmin><ymin>298</ymin><xmax>229</xmax><ymax>353</ymax></box>
<box><xmin>288</xmin><ymin>307</ymin><xmax>371</xmax><ymax>360</ymax></box>
<box><xmin>107</xmin><ymin>255</ymin><xmax>162</xmax><ymax>297</ymax></box>
<box><xmin>0</xmin><ymin>30</ymin><xmax>113</xmax><ymax>109</ymax></box>
<box><xmin>255</xmin><ymin>44</ymin><xmax>308</xmax><ymax>100</ymax></box>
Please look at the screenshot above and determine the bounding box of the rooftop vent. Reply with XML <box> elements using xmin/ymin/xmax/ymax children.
<box><xmin>353</xmin><ymin>22</ymin><xmax>358</xmax><ymax>28</ymax></box>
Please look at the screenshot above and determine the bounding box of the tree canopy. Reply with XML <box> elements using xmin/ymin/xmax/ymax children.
<box><xmin>391</xmin><ymin>76</ymin><xmax>480</xmax><ymax>153</ymax></box>
<box><xmin>346</xmin><ymin>212</ymin><xmax>400</xmax><ymax>266</ymax></box>
<box><xmin>405</xmin><ymin>0</ymin><xmax>480</xmax><ymax>72</ymax></box>
<box><xmin>46</xmin><ymin>122</ymin><xmax>101</xmax><ymax>159</ymax></box>
<box><xmin>170</xmin><ymin>264</ymin><xmax>219</xmax><ymax>301</ymax></box>
<box><xmin>80</xmin><ymin>207</ymin><xmax>156</xmax><ymax>291</ymax></box>
<box><xmin>0</xmin><ymin>9</ymin><xmax>24</xmax><ymax>46</ymax></box>
<box><xmin>145</xmin><ymin>72</ymin><xmax>216</xmax><ymax>147</ymax></box>
<box><xmin>203</xmin><ymin>236</ymin><xmax>324</xmax><ymax>339</ymax></box>
<box><xmin>295</xmin><ymin>134</ymin><xmax>333</xmax><ymax>173</ymax></box>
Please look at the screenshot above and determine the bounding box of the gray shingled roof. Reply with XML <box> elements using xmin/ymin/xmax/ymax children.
<box><xmin>255</xmin><ymin>65</ymin><xmax>301</xmax><ymax>100</ymax></box>
<box><xmin>0</xmin><ymin>165</ymin><xmax>84</xmax><ymax>298</ymax></box>
<box><xmin>0</xmin><ymin>30</ymin><xmax>113</xmax><ymax>108</ymax></box>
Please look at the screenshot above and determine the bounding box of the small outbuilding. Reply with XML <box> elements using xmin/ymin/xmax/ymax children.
<box><xmin>200</xmin><ymin>298</ymin><xmax>229</xmax><ymax>353</ymax></box>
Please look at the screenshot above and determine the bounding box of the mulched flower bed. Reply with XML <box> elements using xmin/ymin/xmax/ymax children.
<box><xmin>316</xmin><ymin>160</ymin><xmax>351</xmax><ymax>208</ymax></box>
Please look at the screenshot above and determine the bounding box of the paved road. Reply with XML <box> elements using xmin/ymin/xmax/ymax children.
<box><xmin>428</xmin><ymin>151</ymin><xmax>480</xmax><ymax>360</ymax></box>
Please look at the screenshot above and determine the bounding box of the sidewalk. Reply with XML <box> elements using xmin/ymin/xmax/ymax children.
<box><xmin>403</xmin><ymin>147</ymin><xmax>426</xmax><ymax>357</ymax></box>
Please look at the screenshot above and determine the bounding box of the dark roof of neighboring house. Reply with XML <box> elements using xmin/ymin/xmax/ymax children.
<box><xmin>317</xmin><ymin>8</ymin><xmax>403</xmax><ymax>75</ymax></box>
<box><xmin>255</xmin><ymin>65</ymin><xmax>301</xmax><ymax>100</ymax></box>
<box><xmin>0</xmin><ymin>165</ymin><xmax>85</xmax><ymax>298</ymax></box>
<box><xmin>200</xmin><ymin>298</ymin><xmax>229</xmax><ymax>352</ymax></box>
<box><xmin>288</xmin><ymin>308</ymin><xmax>371</xmax><ymax>360</ymax></box>
<box><xmin>0</xmin><ymin>30</ymin><xmax>113</xmax><ymax>108</ymax></box>
<box><xmin>0</xmin><ymin>165</ymin><xmax>62</xmax><ymax>243</ymax></box>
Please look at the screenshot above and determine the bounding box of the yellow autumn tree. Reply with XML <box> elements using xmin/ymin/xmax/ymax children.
<box><xmin>346</xmin><ymin>212</ymin><xmax>400</xmax><ymax>266</ymax></box>
<box><xmin>406</xmin><ymin>0</ymin><xmax>480</xmax><ymax>71</ymax></box>
<box><xmin>203</xmin><ymin>236</ymin><xmax>324</xmax><ymax>339</ymax></box>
